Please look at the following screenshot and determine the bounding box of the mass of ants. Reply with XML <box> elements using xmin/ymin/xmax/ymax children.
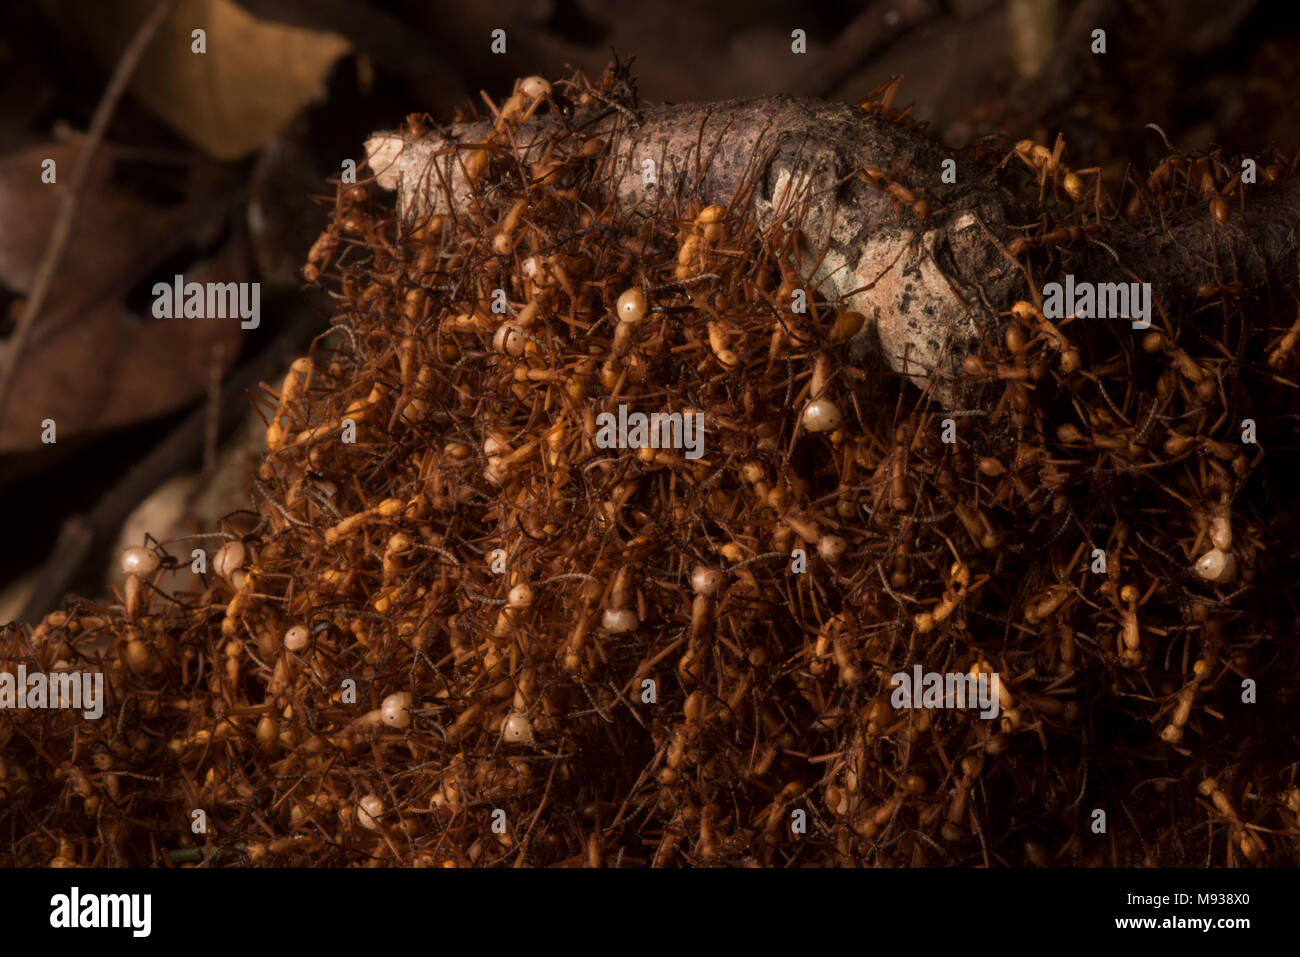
<box><xmin>2</xmin><ymin>65</ymin><xmax>1299</xmax><ymax>868</ymax></box>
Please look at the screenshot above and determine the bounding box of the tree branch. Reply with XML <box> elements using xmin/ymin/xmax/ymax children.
<box><xmin>366</xmin><ymin>96</ymin><xmax>1300</xmax><ymax>401</ymax></box>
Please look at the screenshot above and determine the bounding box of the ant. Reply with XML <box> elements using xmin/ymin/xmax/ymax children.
<box><xmin>1006</xmin><ymin>222</ymin><xmax>1102</xmax><ymax>258</ymax></box>
<box><xmin>859</xmin><ymin>154</ymin><xmax>930</xmax><ymax>221</ymax></box>
<box><xmin>857</xmin><ymin>74</ymin><xmax>927</xmax><ymax>133</ymax></box>
<box><xmin>1195</xmin><ymin>281</ymin><xmax>1245</xmax><ymax>300</ymax></box>
<box><xmin>1000</xmin><ymin>133</ymin><xmax>1104</xmax><ymax>210</ymax></box>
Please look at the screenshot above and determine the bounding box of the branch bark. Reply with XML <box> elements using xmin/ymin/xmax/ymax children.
<box><xmin>366</xmin><ymin>96</ymin><xmax>1300</xmax><ymax>399</ymax></box>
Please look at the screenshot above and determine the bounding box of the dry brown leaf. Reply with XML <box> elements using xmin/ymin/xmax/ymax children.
<box><xmin>45</xmin><ymin>0</ymin><xmax>350</xmax><ymax>159</ymax></box>
<box><xmin>0</xmin><ymin>143</ymin><xmax>245</xmax><ymax>452</ymax></box>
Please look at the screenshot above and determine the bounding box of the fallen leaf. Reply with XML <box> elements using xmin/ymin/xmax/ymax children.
<box><xmin>0</xmin><ymin>143</ymin><xmax>245</xmax><ymax>452</ymax></box>
<box><xmin>45</xmin><ymin>0</ymin><xmax>350</xmax><ymax>160</ymax></box>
